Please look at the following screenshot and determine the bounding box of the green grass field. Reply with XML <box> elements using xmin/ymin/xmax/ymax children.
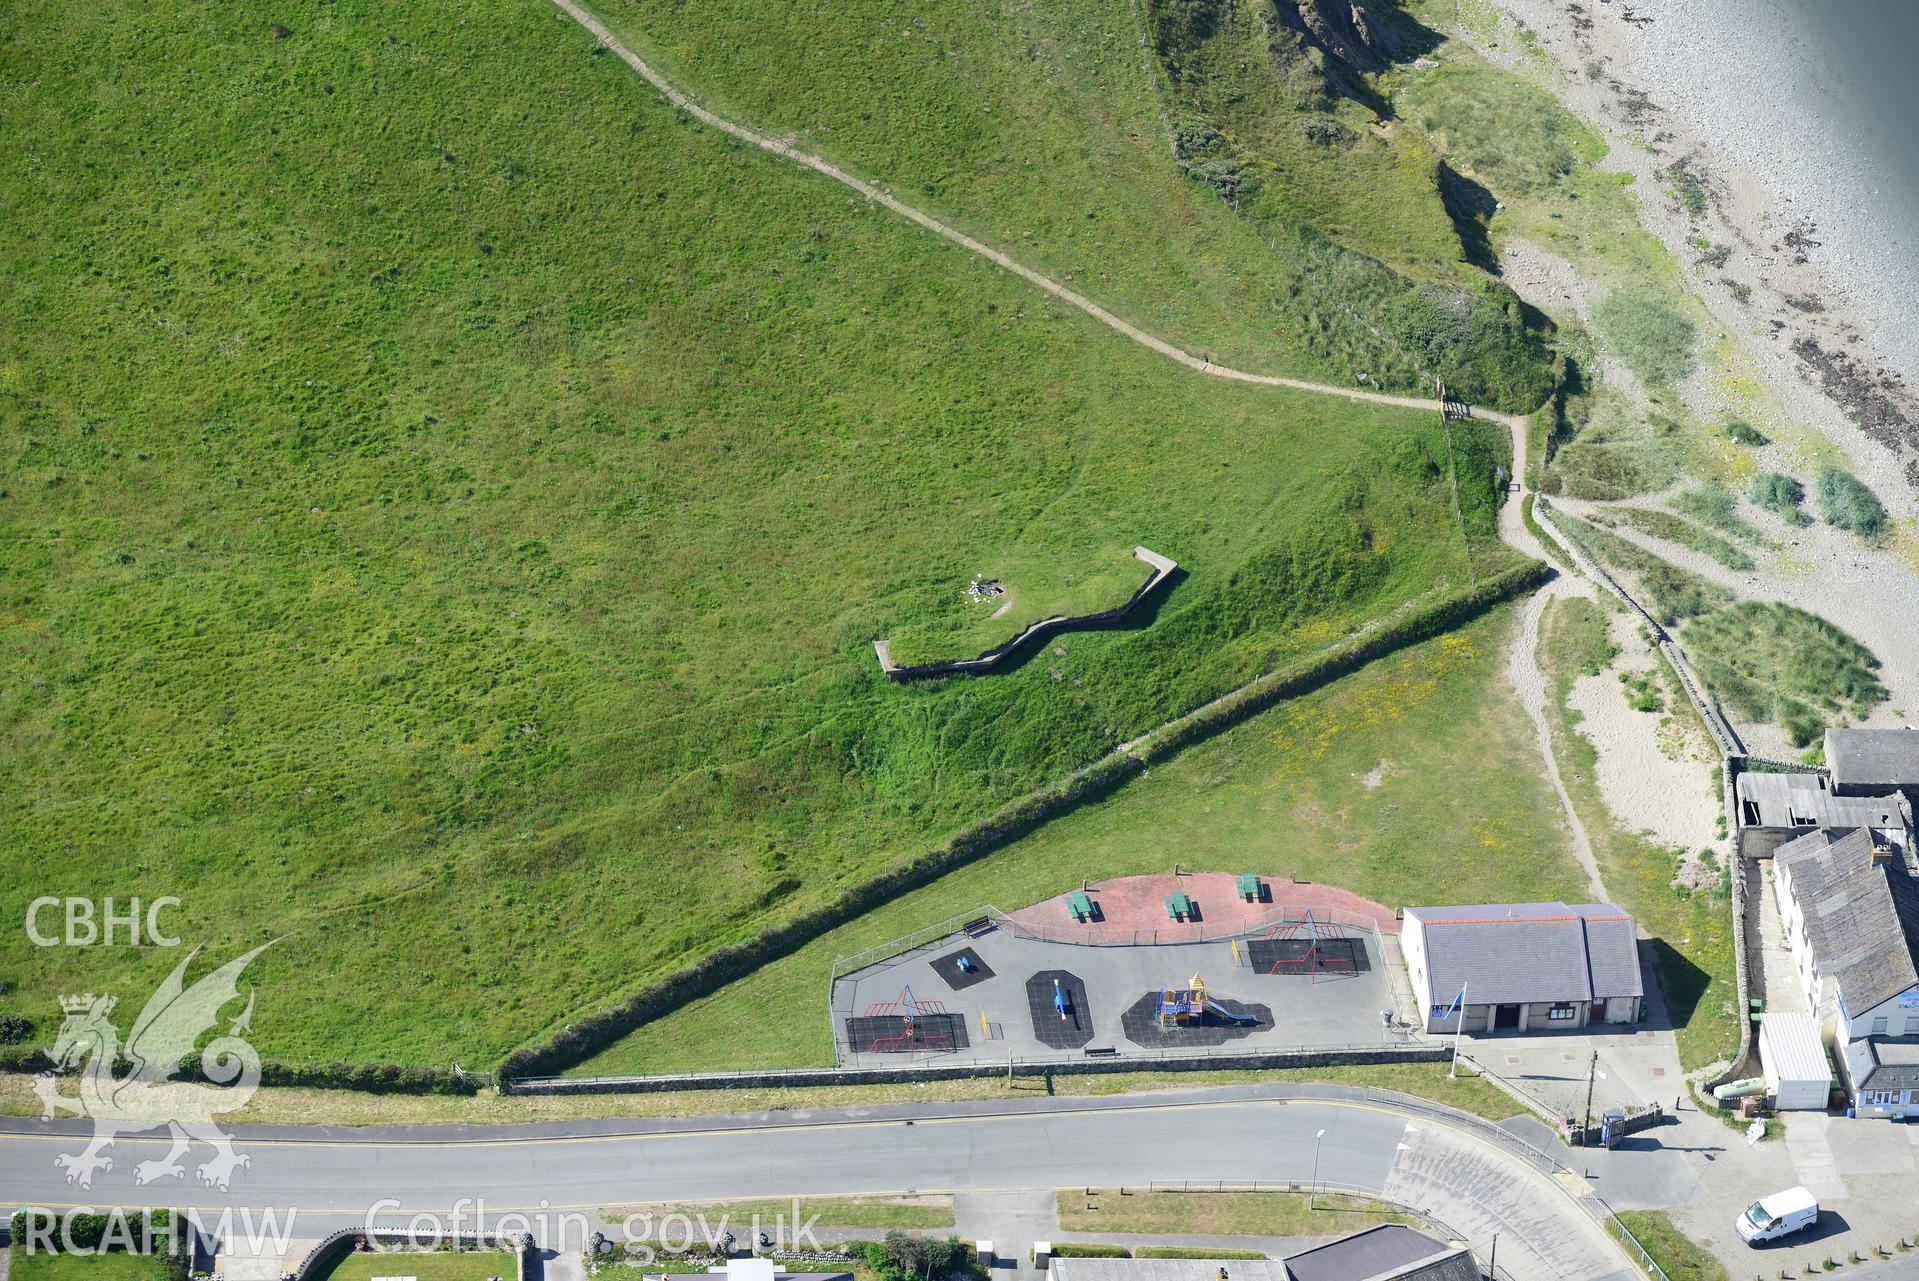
<box><xmin>0</xmin><ymin>0</ymin><xmax>1536</xmax><ymax>1071</ymax></box>
<box><xmin>1057</xmin><ymin>1190</ymin><xmax>1404</xmax><ymax>1238</ymax></box>
<box><xmin>572</xmin><ymin>603</ymin><xmax>1578</xmax><ymax>1075</ymax></box>
<box><xmin>319</xmin><ymin>1254</ymin><xmax>514</xmax><ymax>1281</ymax></box>
<box><xmin>6</xmin><ymin>1253</ymin><xmax>172</xmax><ymax>1281</ymax></box>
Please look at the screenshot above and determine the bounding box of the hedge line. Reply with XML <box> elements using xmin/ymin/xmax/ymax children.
<box><xmin>497</xmin><ymin>747</ymin><xmax>1149</xmax><ymax>1079</ymax></box>
<box><xmin>1047</xmin><ymin>1243</ymin><xmax>1132</xmax><ymax>1259</ymax></box>
<box><xmin>9</xmin><ymin>1209</ymin><xmax>191</xmax><ymax>1281</ymax></box>
<box><xmin>1134</xmin><ymin>1247</ymin><xmax>1270</xmax><ymax>1260</ymax></box>
<box><xmin>1</xmin><ymin>1047</ymin><xmax>478</xmax><ymax>1096</ymax></box>
<box><xmin>1133</xmin><ymin>559</ymin><xmax>1552</xmax><ymax>765</ymax></box>
<box><xmin>500</xmin><ymin>557</ymin><xmax>1550</xmax><ymax>1082</ymax></box>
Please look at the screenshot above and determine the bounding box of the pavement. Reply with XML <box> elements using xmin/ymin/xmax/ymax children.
<box><xmin>0</xmin><ymin>1085</ymin><xmax>1634</xmax><ymax>1281</ymax></box>
<box><xmin>834</xmin><ymin>926</ymin><xmax>1406</xmax><ymax>1067</ymax></box>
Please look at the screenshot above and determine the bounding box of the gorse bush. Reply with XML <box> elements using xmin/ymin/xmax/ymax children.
<box><xmin>1724</xmin><ymin>419</ymin><xmax>1769</xmax><ymax>446</ymax></box>
<box><xmin>1814</xmin><ymin>465</ymin><xmax>1887</xmax><ymax>542</ymax></box>
<box><xmin>1748</xmin><ymin>472</ymin><xmax>1811</xmax><ymax>526</ymax></box>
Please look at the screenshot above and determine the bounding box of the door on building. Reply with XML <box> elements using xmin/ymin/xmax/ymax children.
<box><xmin>1495</xmin><ymin>1004</ymin><xmax>1522</xmax><ymax>1029</ymax></box>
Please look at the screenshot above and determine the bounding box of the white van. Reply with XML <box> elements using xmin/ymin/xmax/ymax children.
<box><xmin>1737</xmin><ymin>1187</ymin><xmax>1819</xmax><ymax>1244</ymax></box>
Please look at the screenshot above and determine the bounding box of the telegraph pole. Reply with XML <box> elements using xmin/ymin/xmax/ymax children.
<box><xmin>1581</xmin><ymin>1051</ymin><xmax>1598</xmax><ymax>1146</ymax></box>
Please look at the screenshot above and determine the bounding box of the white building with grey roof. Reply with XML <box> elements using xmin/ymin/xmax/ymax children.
<box><xmin>1772</xmin><ymin>822</ymin><xmax>1919</xmax><ymax>1117</ymax></box>
<box><xmin>1400</xmin><ymin>902</ymin><xmax>1643</xmax><ymax>1034</ymax></box>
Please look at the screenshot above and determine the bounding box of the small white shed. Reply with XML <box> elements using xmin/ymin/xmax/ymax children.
<box><xmin>1760</xmin><ymin>1012</ymin><xmax>1832</xmax><ymax>1110</ymax></box>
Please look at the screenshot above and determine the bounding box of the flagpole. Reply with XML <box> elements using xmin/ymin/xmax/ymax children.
<box><xmin>1449</xmin><ymin>982</ymin><xmax>1468</xmax><ymax>1079</ymax></box>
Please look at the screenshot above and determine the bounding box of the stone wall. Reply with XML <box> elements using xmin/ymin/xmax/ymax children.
<box><xmin>505</xmin><ymin>1044</ymin><xmax>1447</xmax><ymax>1096</ymax></box>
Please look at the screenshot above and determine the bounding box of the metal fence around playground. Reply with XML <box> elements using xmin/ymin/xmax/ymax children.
<box><xmin>828</xmin><ymin>902</ymin><xmax>1388</xmax><ymax>984</ymax></box>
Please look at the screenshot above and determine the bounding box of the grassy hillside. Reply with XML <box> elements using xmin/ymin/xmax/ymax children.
<box><xmin>590</xmin><ymin>0</ymin><xmax>1553</xmax><ymax>410</ymax></box>
<box><xmin>572</xmin><ymin>603</ymin><xmax>1577</xmax><ymax>1075</ymax></box>
<box><xmin>0</xmin><ymin>0</ymin><xmax>1526</xmax><ymax>1068</ymax></box>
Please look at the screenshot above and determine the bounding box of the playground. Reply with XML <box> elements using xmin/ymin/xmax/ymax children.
<box><xmin>830</xmin><ymin>873</ymin><xmax>1409</xmax><ymax>1067</ymax></box>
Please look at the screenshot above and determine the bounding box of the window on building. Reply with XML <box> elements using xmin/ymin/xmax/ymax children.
<box><xmin>1547</xmin><ymin>1003</ymin><xmax>1577</xmax><ymax>1021</ymax></box>
<box><xmin>1872</xmin><ymin>1016</ymin><xmax>1889</xmax><ymax>1036</ymax></box>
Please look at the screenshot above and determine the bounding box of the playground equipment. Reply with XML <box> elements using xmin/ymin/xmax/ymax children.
<box><xmin>1260</xmin><ymin>911</ymin><xmax>1357</xmax><ymax>980</ymax></box>
<box><xmin>1053</xmin><ymin>977</ymin><xmax>1069</xmax><ymax>1020</ymax></box>
<box><xmin>1155</xmin><ymin>973</ymin><xmax>1254</xmax><ymax>1029</ymax></box>
<box><xmin>861</xmin><ymin>984</ymin><xmax>953</xmax><ymax>1053</ymax></box>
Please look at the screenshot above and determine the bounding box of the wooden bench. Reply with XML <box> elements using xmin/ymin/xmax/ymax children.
<box><xmin>1165</xmin><ymin>891</ymin><xmax>1193</xmax><ymax>922</ymax></box>
<box><xmin>1066</xmin><ymin>891</ymin><xmax>1095</xmax><ymax>923</ymax></box>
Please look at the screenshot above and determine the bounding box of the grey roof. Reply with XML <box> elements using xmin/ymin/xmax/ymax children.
<box><xmin>1776</xmin><ymin>827</ymin><xmax>1919</xmax><ymax>1015</ymax></box>
<box><xmin>1736</xmin><ymin>771</ymin><xmax>1910</xmax><ymax>830</ymax></box>
<box><xmin>1405</xmin><ymin>902</ymin><xmax>1643</xmax><ymax>1006</ymax></box>
<box><xmin>1282</xmin><ymin>1226</ymin><xmax>1476</xmax><ymax>1281</ymax></box>
<box><xmin>1827</xmin><ymin>729</ymin><xmax>1919</xmax><ymax>789</ymax></box>
<box><xmin>1847</xmin><ymin>1036</ymin><xmax>1919</xmax><ymax>1092</ymax></box>
<box><xmin>1050</xmin><ymin>1260</ymin><xmax>1292</xmax><ymax>1281</ymax></box>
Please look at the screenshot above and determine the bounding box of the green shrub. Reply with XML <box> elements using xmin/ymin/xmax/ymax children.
<box><xmin>1814</xmin><ymin>465</ymin><xmax>1888</xmax><ymax>542</ymax></box>
<box><xmin>1619</xmin><ymin>669</ymin><xmax>1664</xmax><ymax>713</ymax></box>
<box><xmin>8</xmin><ymin>1210</ymin><xmax>191</xmax><ymax>1281</ymax></box>
<box><xmin>1724</xmin><ymin>420</ymin><xmax>1768</xmax><ymax>446</ymax></box>
<box><xmin>861</xmin><ymin>1232</ymin><xmax>982</xmax><ymax>1281</ymax></box>
<box><xmin>1749</xmin><ymin>472</ymin><xmax>1811</xmax><ymax>526</ymax></box>
<box><xmin>0</xmin><ymin>1011</ymin><xmax>31</xmax><ymax>1044</ymax></box>
<box><xmin>1048</xmin><ymin>1244</ymin><xmax>1133</xmax><ymax>1260</ymax></box>
<box><xmin>1135</xmin><ymin>1248</ymin><xmax>1269</xmax><ymax>1260</ymax></box>
<box><xmin>1592</xmin><ymin>292</ymin><xmax>1697</xmax><ymax>387</ymax></box>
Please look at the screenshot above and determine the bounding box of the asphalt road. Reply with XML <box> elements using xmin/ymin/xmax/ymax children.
<box><xmin>0</xmin><ymin>1088</ymin><xmax>1632</xmax><ymax>1281</ymax></box>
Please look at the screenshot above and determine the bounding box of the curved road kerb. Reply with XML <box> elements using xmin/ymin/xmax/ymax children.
<box><xmin>0</xmin><ymin>1085</ymin><xmax>1635</xmax><ymax>1279</ymax></box>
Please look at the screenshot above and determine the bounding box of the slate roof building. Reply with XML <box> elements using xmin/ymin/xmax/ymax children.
<box><xmin>1281</xmin><ymin>1226</ymin><xmax>1478</xmax><ymax>1281</ymax></box>
<box><xmin>1734</xmin><ymin>770</ymin><xmax>1908</xmax><ymax>833</ymax></box>
<box><xmin>1773</xmin><ymin>822</ymin><xmax>1919</xmax><ymax>1118</ymax></box>
<box><xmin>1043</xmin><ymin>1226</ymin><xmax>1476</xmax><ymax>1281</ymax></box>
<box><xmin>1826</xmin><ymin>727</ymin><xmax>1919</xmax><ymax>812</ymax></box>
<box><xmin>1401</xmin><ymin>902</ymin><xmax>1643</xmax><ymax>1034</ymax></box>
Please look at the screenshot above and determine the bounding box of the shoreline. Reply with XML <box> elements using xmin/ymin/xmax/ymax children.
<box><xmin>1474</xmin><ymin>0</ymin><xmax>1919</xmax><ymax>508</ymax></box>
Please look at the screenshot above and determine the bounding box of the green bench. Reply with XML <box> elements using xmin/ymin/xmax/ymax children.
<box><xmin>1236</xmin><ymin>873</ymin><xmax>1261</xmax><ymax>902</ymax></box>
<box><xmin>1066</xmin><ymin>890</ymin><xmax>1095</xmax><ymax>923</ymax></box>
<box><xmin>1165</xmin><ymin>891</ymin><xmax>1193</xmax><ymax>922</ymax></box>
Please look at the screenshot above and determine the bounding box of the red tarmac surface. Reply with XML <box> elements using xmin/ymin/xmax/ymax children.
<box><xmin>1002</xmin><ymin>871</ymin><xmax>1398</xmax><ymax>943</ymax></box>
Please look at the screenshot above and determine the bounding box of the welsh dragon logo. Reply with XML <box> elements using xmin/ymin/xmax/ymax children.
<box><xmin>35</xmin><ymin>943</ymin><xmax>269</xmax><ymax>1190</ymax></box>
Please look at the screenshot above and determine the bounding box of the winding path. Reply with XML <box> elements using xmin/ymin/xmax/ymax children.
<box><xmin>548</xmin><ymin>0</ymin><xmax>1525</xmax><ymax>427</ymax></box>
<box><xmin>551</xmin><ymin>0</ymin><xmax>1600</xmax><ymax>901</ymax></box>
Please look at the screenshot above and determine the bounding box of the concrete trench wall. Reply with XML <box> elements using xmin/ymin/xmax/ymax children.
<box><xmin>874</xmin><ymin>547</ymin><xmax>1179</xmax><ymax>681</ymax></box>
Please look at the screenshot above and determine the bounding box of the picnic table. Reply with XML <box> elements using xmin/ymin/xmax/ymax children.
<box><xmin>1165</xmin><ymin>891</ymin><xmax>1193</xmax><ymax>922</ymax></box>
<box><xmin>1236</xmin><ymin>873</ymin><xmax>1261</xmax><ymax>902</ymax></box>
<box><xmin>1066</xmin><ymin>890</ymin><xmax>1095</xmax><ymax>922</ymax></box>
